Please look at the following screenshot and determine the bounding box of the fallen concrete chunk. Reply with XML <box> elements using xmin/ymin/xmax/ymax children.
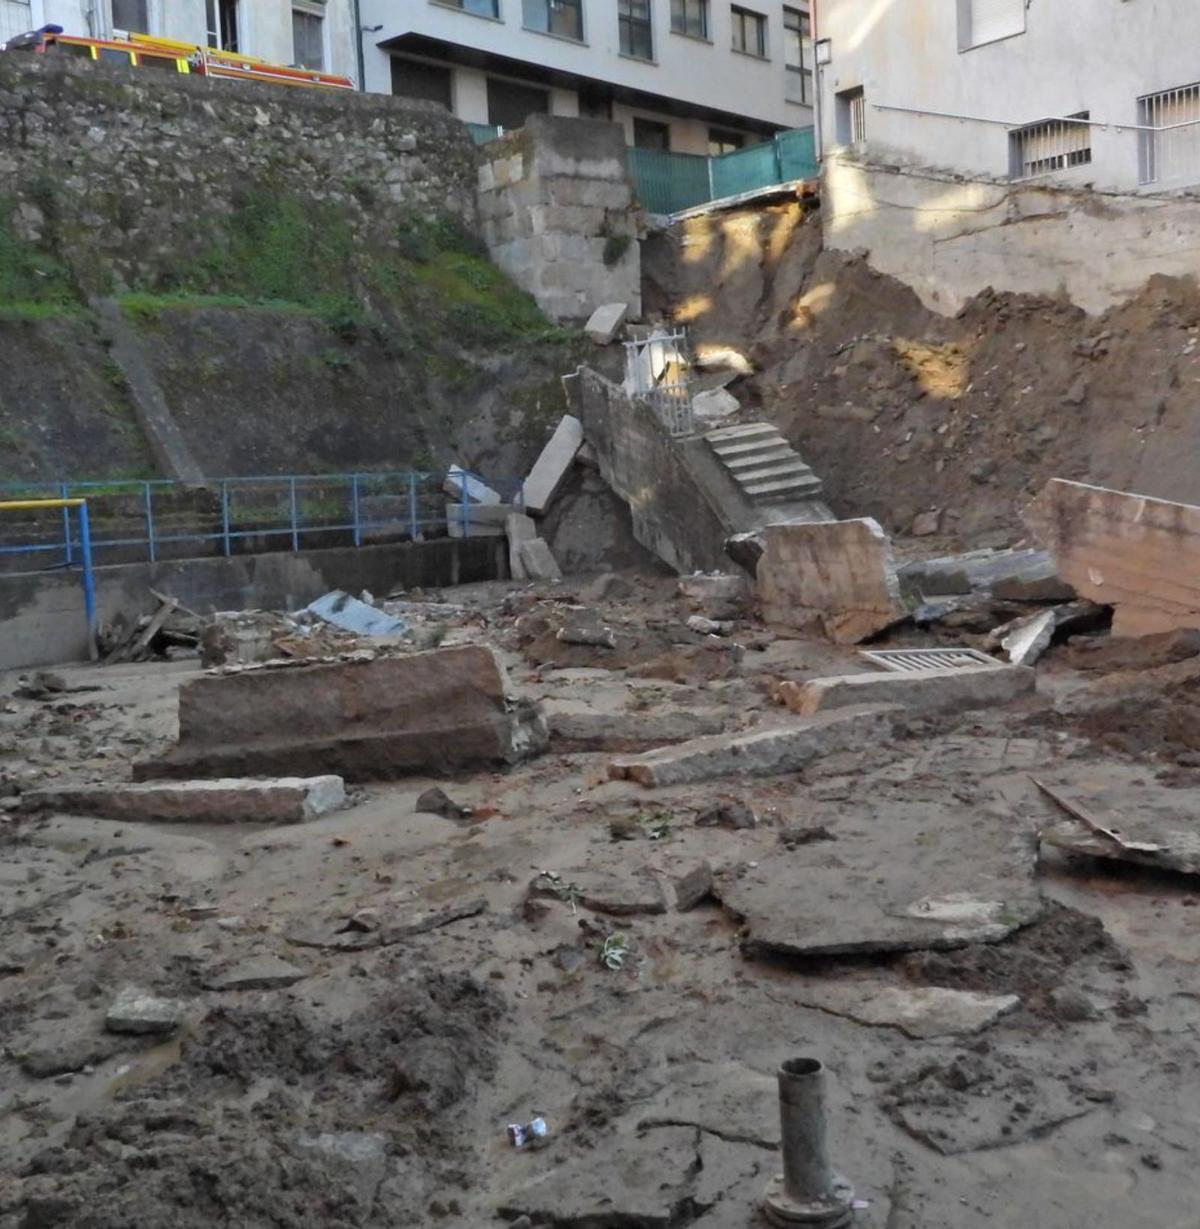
<box><xmin>200</xmin><ymin>611</ymin><xmax>294</xmax><ymax>668</ymax></box>
<box><xmin>288</xmin><ymin>897</ymin><xmax>488</xmax><ymax>950</ymax></box>
<box><xmin>1001</xmin><ymin>610</ymin><xmax>1057</xmax><ymax>666</ymax></box>
<box><xmin>758</xmin><ymin>518</ymin><xmax>906</xmax><ymax>644</ymax></box>
<box><xmin>206</xmin><ymin>955</ymin><xmax>307</xmax><ymax>991</ymax></box>
<box><xmin>443</xmin><ymin>465</ymin><xmax>501</xmax><ymax>505</ymax></box>
<box><xmin>545</xmin><ymin>702</ymin><xmax>726</xmax><ymax>752</ymax></box>
<box><xmin>1023</xmin><ymin>478</ymin><xmax>1200</xmax><ymax>636</ymax></box>
<box><xmin>692</xmin><ymin>387</ymin><xmax>739</xmax><ymax>424</ymax></box>
<box><xmin>1063</xmin><ymin>627</ymin><xmax>1200</xmax><ymax>673</ymax></box>
<box><xmin>523</xmin><ymin>415</ymin><xmax>584</xmax><ymax>516</ymax></box>
<box><xmin>23</xmin><ymin>777</ymin><xmax>346</xmax><ymax>825</ymax></box>
<box><xmin>899</xmin><ymin>548</ymin><xmax>1072</xmax><ymax>602</ymax></box>
<box><xmin>529</xmin><ymin>868</ymin><xmax>668</xmax><ymax>916</ymax></box>
<box><xmin>677</xmin><ymin>572</ymin><xmax>750</xmax><ymax>619</ymax></box>
<box><xmin>302</xmin><ymin>591</ymin><xmax>409</xmax><ymax>638</ymax></box>
<box><xmin>557</xmin><ymin>622</ymin><xmax>615</xmax><ymax>648</ymax></box>
<box><xmin>608</xmin><ymin>706</ymin><xmax>897</xmax><ymax>788</ymax></box>
<box><xmin>137</xmin><ymin>647</ymin><xmax>548</xmax><ymax>782</ymax></box>
<box><xmin>673</xmin><ymin>862</ymin><xmax>715</xmax><ymax>911</ymax></box>
<box><xmin>775</xmin><ymin>665</ymin><xmax>1034</xmax><ymax>719</ymax></box>
<box><xmin>445</xmin><ymin>501</ymin><xmax>507</xmax><ymax>538</ymax></box>
<box><xmin>506</xmin><ymin>512</ymin><xmax>538</xmax><ymax>580</ymax></box>
<box><xmin>519</xmin><ymin>538</ymin><xmax>563</xmax><ymax>581</ymax></box>
<box><xmin>415</xmin><ymin>786</ymin><xmax>473</xmax><ymax>820</ymax></box>
<box><xmin>105</xmin><ymin>987</ymin><xmax>186</xmax><ymax>1035</ymax></box>
<box><xmin>687</xmin><ymin>614</ymin><xmax>733</xmax><ymax>636</ymax></box>
<box><xmin>796</xmin><ymin>982</ymin><xmax>1021</xmax><ymax>1039</ymax></box>
<box><xmin>584</xmin><ymin>302</ymin><xmax>628</xmax><ymax>345</ymax></box>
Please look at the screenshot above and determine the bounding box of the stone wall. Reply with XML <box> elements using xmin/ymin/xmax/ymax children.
<box><xmin>824</xmin><ymin>156</ymin><xmax>1200</xmax><ymax>317</ymax></box>
<box><xmin>0</xmin><ymin>54</ymin><xmax>479</xmax><ymax>293</ymax></box>
<box><xmin>478</xmin><ymin>114</ymin><xmax>642</xmax><ymax>323</ymax></box>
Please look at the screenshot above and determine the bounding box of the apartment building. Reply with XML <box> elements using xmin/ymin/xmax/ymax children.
<box><xmin>0</xmin><ymin>0</ymin><xmax>357</xmax><ymax>81</ymax></box>
<box><xmin>817</xmin><ymin>0</ymin><xmax>1200</xmax><ymax>194</ymax></box>
<box><xmin>360</xmin><ymin>0</ymin><xmax>814</xmax><ymax>156</ymax></box>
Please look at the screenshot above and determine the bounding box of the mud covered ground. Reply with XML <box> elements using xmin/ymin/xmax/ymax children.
<box><xmin>2</xmin><ymin>575</ymin><xmax>1199</xmax><ymax>1229</ymax></box>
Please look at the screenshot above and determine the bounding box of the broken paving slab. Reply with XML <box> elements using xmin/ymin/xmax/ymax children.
<box><xmin>1023</xmin><ymin>477</ymin><xmax>1200</xmax><ymax>636</ymax></box>
<box><xmin>898</xmin><ymin>547</ymin><xmax>1072</xmax><ymax>602</ymax></box>
<box><xmin>794</xmin><ymin>981</ymin><xmax>1020</xmax><ymax>1039</ymax></box>
<box><xmin>22</xmin><ymin>776</ymin><xmax>346</xmax><ymax>825</ymax></box>
<box><xmin>608</xmin><ymin>706</ymin><xmax>898</xmax><ymax>788</ymax></box>
<box><xmin>287</xmin><ymin>896</ymin><xmax>488</xmax><ymax>950</ymax></box>
<box><xmin>529</xmin><ymin>868</ymin><xmax>668</xmax><ymax>916</ymax></box>
<box><xmin>713</xmin><ymin>795</ymin><xmax>1041</xmax><ymax>959</ymax></box>
<box><xmin>636</xmin><ymin>1060</ymin><xmax>779</xmax><ymax>1147</ymax></box>
<box><xmin>758</xmin><ymin>518</ymin><xmax>906</xmax><ymax>644</ymax></box>
<box><xmin>136</xmin><ymin>646</ymin><xmax>548</xmax><ymax>783</ymax></box>
<box><xmin>523</xmin><ymin>414</ymin><xmax>584</xmax><ymax>517</ymax></box>
<box><xmin>206</xmin><ymin>955</ymin><xmax>308</xmax><ymax>991</ymax></box>
<box><xmin>775</xmin><ymin>665</ymin><xmax>1035</xmax><ymax>719</ymax></box>
<box><xmin>545</xmin><ymin>699</ymin><xmax>727</xmax><ymax>752</ymax></box>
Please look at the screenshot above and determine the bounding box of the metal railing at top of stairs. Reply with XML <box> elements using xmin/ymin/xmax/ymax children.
<box><xmin>623</xmin><ymin>329</ymin><xmax>695</xmax><ymax>438</ymax></box>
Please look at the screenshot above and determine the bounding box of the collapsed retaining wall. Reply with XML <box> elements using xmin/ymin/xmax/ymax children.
<box><xmin>823</xmin><ymin>156</ymin><xmax>1200</xmax><ymax>316</ymax></box>
<box><xmin>0</xmin><ymin>538</ymin><xmax>504</xmax><ymax>670</ymax></box>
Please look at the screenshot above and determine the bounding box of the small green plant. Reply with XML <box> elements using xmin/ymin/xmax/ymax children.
<box><xmin>599</xmin><ymin>933</ymin><xmax>631</xmax><ymax>971</ymax></box>
<box><xmin>637</xmin><ymin>812</ymin><xmax>673</xmax><ymax>841</ymax></box>
<box><xmin>537</xmin><ymin>870</ymin><xmax>582</xmax><ymax>914</ymax></box>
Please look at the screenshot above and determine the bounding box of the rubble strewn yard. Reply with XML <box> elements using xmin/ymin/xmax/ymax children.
<box><xmin>3</xmin><ymin>569</ymin><xmax>1199</xmax><ymax>1229</ymax></box>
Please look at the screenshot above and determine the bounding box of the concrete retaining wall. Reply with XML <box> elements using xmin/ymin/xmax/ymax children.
<box><xmin>0</xmin><ymin>538</ymin><xmax>505</xmax><ymax>670</ymax></box>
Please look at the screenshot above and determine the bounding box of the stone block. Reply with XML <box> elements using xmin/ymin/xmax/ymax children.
<box><xmin>106</xmin><ymin>987</ymin><xmax>185</xmax><ymax>1035</ymax></box>
<box><xmin>693</xmin><ymin>387</ymin><xmax>740</xmax><ymax>423</ymax></box>
<box><xmin>584</xmin><ymin>302</ymin><xmax>628</xmax><ymax>345</ymax></box>
<box><xmin>137</xmin><ymin>647</ymin><xmax>549</xmax><ymax>782</ymax></box>
<box><xmin>518</xmin><ymin>538</ymin><xmax>563</xmax><ymax>581</ymax></box>
<box><xmin>443</xmin><ymin>465</ymin><xmax>501</xmax><ymax>506</ymax></box>
<box><xmin>758</xmin><ymin>518</ymin><xmax>906</xmax><ymax>644</ymax></box>
<box><xmin>1023</xmin><ymin>478</ymin><xmax>1200</xmax><ymax>636</ymax></box>
<box><xmin>506</xmin><ymin>512</ymin><xmax>538</xmax><ymax>580</ymax></box>
<box><xmin>23</xmin><ymin>776</ymin><xmax>346</xmax><ymax>824</ymax></box>
<box><xmin>523</xmin><ymin>415</ymin><xmax>584</xmax><ymax>515</ymax></box>
<box><xmin>775</xmin><ymin>665</ymin><xmax>1035</xmax><ymax>719</ymax></box>
<box><xmin>206</xmin><ymin>955</ymin><xmax>308</xmax><ymax>991</ymax></box>
<box><xmin>608</xmin><ymin>706</ymin><xmax>898</xmax><ymax>788</ymax></box>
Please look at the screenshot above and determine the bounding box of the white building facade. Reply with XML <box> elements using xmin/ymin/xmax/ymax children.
<box><xmin>0</xmin><ymin>0</ymin><xmax>357</xmax><ymax>81</ymax></box>
<box><xmin>816</xmin><ymin>0</ymin><xmax>1200</xmax><ymax>194</ymax></box>
<box><xmin>359</xmin><ymin>0</ymin><xmax>814</xmax><ymax>155</ymax></box>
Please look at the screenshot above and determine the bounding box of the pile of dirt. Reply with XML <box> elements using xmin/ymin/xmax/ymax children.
<box><xmin>644</xmin><ymin>202</ymin><xmax>1200</xmax><ymax>548</ymax></box>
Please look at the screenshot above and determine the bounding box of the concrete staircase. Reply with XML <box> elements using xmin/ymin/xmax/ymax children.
<box><xmin>705</xmin><ymin>423</ymin><xmax>824</xmax><ymax>505</ymax></box>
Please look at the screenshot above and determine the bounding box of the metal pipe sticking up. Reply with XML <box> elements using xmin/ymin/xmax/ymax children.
<box><xmin>762</xmin><ymin>1058</ymin><xmax>854</xmax><ymax>1227</ymax></box>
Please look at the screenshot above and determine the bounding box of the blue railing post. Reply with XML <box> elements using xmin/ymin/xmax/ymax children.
<box><xmin>60</xmin><ymin>481</ymin><xmax>73</xmax><ymax>566</ymax></box>
<box><xmin>408</xmin><ymin>472</ymin><xmax>418</xmax><ymax>540</ymax></box>
<box><xmin>289</xmin><ymin>477</ymin><xmax>299</xmax><ymax>552</ymax></box>
<box><xmin>221</xmin><ymin>480</ymin><xmax>231</xmax><ymax>556</ymax></box>
<box><xmin>77</xmin><ymin>501</ymin><xmax>98</xmax><ymax>661</ymax></box>
<box><xmin>459</xmin><ymin>488</ymin><xmax>470</xmax><ymax>538</ymax></box>
<box><xmin>351</xmin><ymin>473</ymin><xmax>362</xmax><ymax>548</ymax></box>
<box><xmin>144</xmin><ymin>481</ymin><xmax>156</xmax><ymax>563</ymax></box>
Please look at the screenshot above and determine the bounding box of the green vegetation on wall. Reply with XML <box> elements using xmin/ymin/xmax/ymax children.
<box><xmin>0</xmin><ymin>200</ymin><xmax>76</xmax><ymax>320</ymax></box>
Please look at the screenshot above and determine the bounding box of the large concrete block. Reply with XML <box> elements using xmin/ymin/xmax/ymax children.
<box><xmin>758</xmin><ymin>518</ymin><xmax>906</xmax><ymax>644</ymax></box>
<box><xmin>585</xmin><ymin>302</ymin><xmax>628</xmax><ymax>345</ymax></box>
<box><xmin>506</xmin><ymin>512</ymin><xmax>538</xmax><ymax>579</ymax></box>
<box><xmin>608</xmin><ymin>706</ymin><xmax>898</xmax><ymax>788</ymax></box>
<box><xmin>1023</xmin><ymin>478</ymin><xmax>1200</xmax><ymax>636</ymax></box>
<box><xmin>523</xmin><ymin>415</ymin><xmax>584</xmax><ymax>516</ymax></box>
<box><xmin>775</xmin><ymin>665</ymin><xmax>1035</xmax><ymax>719</ymax></box>
<box><xmin>518</xmin><ymin>538</ymin><xmax>563</xmax><ymax>581</ymax></box>
<box><xmin>23</xmin><ymin>777</ymin><xmax>346</xmax><ymax>824</ymax></box>
<box><xmin>137</xmin><ymin>647</ymin><xmax>548</xmax><ymax>782</ymax></box>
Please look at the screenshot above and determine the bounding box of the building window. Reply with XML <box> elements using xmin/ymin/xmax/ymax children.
<box><xmin>619</xmin><ymin>0</ymin><xmax>653</xmax><ymax>60</ymax></box>
<box><xmin>1010</xmin><ymin>114</ymin><xmax>1091</xmax><ymax>179</ymax></box>
<box><xmin>958</xmin><ymin>0</ymin><xmax>1025</xmax><ymax>51</ymax></box>
<box><xmin>523</xmin><ymin>0</ymin><xmax>584</xmax><ymax>40</ymax></box>
<box><xmin>633</xmin><ymin>116</ymin><xmax>670</xmax><ymax>150</ymax></box>
<box><xmin>835</xmin><ymin>86</ymin><xmax>865</xmax><ymax>145</ymax></box>
<box><xmin>671</xmin><ymin>0</ymin><xmax>708</xmax><ymax>39</ymax></box>
<box><xmin>783</xmin><ymin>6</ymin><xmax>811</xmax><ymax>104</ymax></box>
<box><xmin>206</xmin><ymin>0</ymin><xmax>239</xmax><ymax>51</ymax></box>
<box><xmin>1138</xmin><ymin>83</ymin><xmax>1200</xmax><ymax>186</ymax></box>
<box><xmin>487</xmin><ymin>77</ymin><xmax>550</xmax><ymax>129</ymax></box>
<box><xmin>391</xmin><ymin>57</ymin><xmax>453</xmax><ymax>109</ymax></box>
<box><xmin>442</xmin><ymin>0</ymin><xmax>500</xmax><ymax>16</ymax></box>
<box><xmin>292</xmin><ymin>4</ymin><xmax>324</xmax><ymax>70</ymax></box>
<box><xmin>708</xmin><ymin>128</ymin><xmax>743</xmax><ymax>156</ymax></box>
<box><xmin>730</xmin><ymin>5</ymin><xmax>766</xmax><ymax>57</ymax></box>
<box><xmin>111</xmin><ymin>0</ymin><xmax>149</xmax><ymax>31</ymax></box>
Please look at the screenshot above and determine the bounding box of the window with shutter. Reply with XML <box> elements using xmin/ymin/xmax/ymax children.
<box><xmin>960</xmin><ymin>0</ymin><xmax>1025</xmax><ymax>50</ymax></box>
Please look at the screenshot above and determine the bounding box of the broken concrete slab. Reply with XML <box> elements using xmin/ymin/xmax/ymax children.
<box><xmin>1023</xmin><ymin>478</ymin><xmax>1200</xmax><ymax>636</ymax></box>
<box><xmin>415</xmin><ymin>786</ymin><xmax>473</xmax><ymax>820</ymax></box>
<box><xmin>445</xmin><ymin>502</ymin><xmax>508</xmax><ymax>538</ymax></box>
<box><xmin>137</xmin><ymin>647</ymin><xmax>548</xmax><ymax>782</ymax></box>
<box><xmin>443</xmin><ymin>465</ymin><xmax>501</xmax><ymax>505</ymax></box>
<box><xmin>505</xmin><ymin>512</ymin><xmax>538</xmax><ymax>580</ymax></box>
<box><xmin>23</xmin><ymin>777</ymin><xmax>347</xmax><ymax>825</ymax></box>
<box><xmin>1063</xmin><ymin>627</ymin><xmax>1200</xmax><ymax>672</ymax></box>
<box><xmin>105</xmin><ymin>987</ymin><xmax>186</xmax><ymax>1035</ymax></box>
<box><xmin>758</xmin><ymin>518</ymin><xmax>906</xmax><ymax>644</ymax></box>
<box><xmin>529</xmin><ymin>868</ymin><xmax>668</xmax><ymax>916</ymax></box>
<box><xmin>692</xmin><ymin>387</ymin><xmax>740</xmax><ymax>424</ymax></box>
<box><xmin>518</xmin><ymin>538</ymin><xmax>563</xmax><ymax>582</ymax></box>
<box><xmin>774</xmin><ymin>665</ymin><xmax>1035</xmax><ymax>719</ymax></box>
<box><xmin>686</xmin><ymin>615</ymin><xmax>733</xmax><ymax>636</ymax></box>
<box><xmin>673</xmin><ymin>862</ymin><xmax>715</xmax><ymax>912</ymax></box>
<box><xmin>796</xmin><ymin>982</ymin><xmax>1021</xmax><ymax>1039</ymax></box>
<box><xmin>608</xmin><ymin>706</ymin><xmax>897</xmax><ymax>788</ymax></box>
<box><xmin>523</xmin><ymin>415</ymin><xmax>584</xmax><ymax>516</ymax></box>
<box><xmin>287</xmin><ymin>897</ymin><xmax>488</xmax><ymax>951</ymax></box>
<box><xmin>206</xmin><ymin>955</ymin><xmax>307</xmax><ymax>991</ymax></box>
<box><xmin>1001</xmin><ymin>609</ymin><xmax>1057</xmax><ymax>666</ymax></box>
<box><xmin>545</xmin><ymin>701</ymin><xmax>726</xmax><ymax>752</ymax></box>
<box><xmin>584</xmin><ymin>301</ymin><xmax>628</xmax><ymax>344</ymax></box>
<box><xmin>899</xmin><ymin>547</ymin><xmax>1072</xmax><ymax>602</ymax></box>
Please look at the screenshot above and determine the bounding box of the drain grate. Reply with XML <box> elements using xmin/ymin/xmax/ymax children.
<box><xmin>859</xmin><ymin>648</ymin><xmax>1002</xmax><ymax>673</ymax></box>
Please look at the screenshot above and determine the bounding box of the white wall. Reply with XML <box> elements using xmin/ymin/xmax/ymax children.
<box><xmin>817</xmin><ymin>0</ymin><xmax>1200</xmax><ymax>194</ymax></box>
<box><xmin>361</xmin><ymin>0</ymin><xmax>815</xmax><ymax>133</ymax></box>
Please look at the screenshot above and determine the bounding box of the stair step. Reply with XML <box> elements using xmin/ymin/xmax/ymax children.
<box><xmin>732</xmin><ymin>460</ymin><xmax>817</xmax><ymax>484</ymax></box>
<box><xmin>744</xmin><ymin>475</ymin><xmax>826</xmax><ymax>501</ymax></box>
<box><xmin>710</xmin><ymin>435</ymin><xmax>788</xmax><ymax>459</ymax></box>
<box><xmin>705</xmin><ymin>422</ymin><xmax>779</xmax><ymax>443</ymax></box>
<box><xmin>723</xmin><ymin>445</ymin><xmax>798</xmax><ymax>470</ymax></box>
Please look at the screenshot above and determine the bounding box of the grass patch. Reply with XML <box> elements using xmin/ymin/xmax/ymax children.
<box><xmin>0</xmin><ymin>200</ymin><xmax>77</xmax><ymax>312</ymax></box>
<box><xmin>117</xmin><ymin>291</ymin><xmax>319</xmax><ymax>326</ymax></box>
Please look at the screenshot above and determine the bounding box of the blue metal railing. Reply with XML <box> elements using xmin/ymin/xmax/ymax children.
<box><xmin>0</xmin><ymin>470</ymin><xmax>523</xmax><ymax>571</ymax></box>
<box><xmin>467</xmin><ymin>122</ymin><xmax>505</xmax><ymax>144</ymax></box>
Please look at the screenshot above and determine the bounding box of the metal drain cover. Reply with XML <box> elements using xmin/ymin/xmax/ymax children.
<box><xmin>859</xmin><ymin>648</ymin><xmax>1002</xmax><ymax>673</ymax></box>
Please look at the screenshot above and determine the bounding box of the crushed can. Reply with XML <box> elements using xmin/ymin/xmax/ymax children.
<box><xmin>506</xmin><ymin>1115</ymin><xmax>549</xmax><ymax>1148</ymax></box>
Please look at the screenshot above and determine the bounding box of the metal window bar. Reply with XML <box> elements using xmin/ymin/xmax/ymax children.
<box><xmin>1139</xmin><ymin>83</ymin><xmax>1200</xmax><ymax>185</ymax></box>
<box><xmin>1010</xmin><ymin>118</ymin><xmax>1092</xmax><ymax>180</ymax></box>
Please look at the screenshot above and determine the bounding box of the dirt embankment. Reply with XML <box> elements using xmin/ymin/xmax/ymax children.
<box><xmin>644</xmin><ymin>202</ymin><xmax>1200</xmax><ymax>546</ymax></box>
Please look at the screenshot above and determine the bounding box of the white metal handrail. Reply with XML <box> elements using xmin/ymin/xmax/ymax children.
<box><xmin>871</xmin><ymin>101</ymin><xmax>1200</xmax><ymax>136</ymax></box>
